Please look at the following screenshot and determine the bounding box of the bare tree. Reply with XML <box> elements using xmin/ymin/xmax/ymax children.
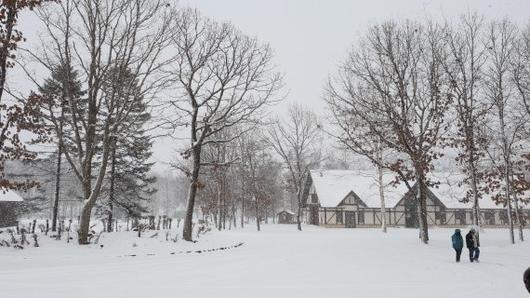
<box><xmin>32</xmin><ymin>0</ymin><xmax>172</xmax><ymax>244</ymax></box>
<box><xmin>484</xmin><ymin>20</ymin><xmax>529</xmax><ymax>244</ymax></box>
<box><xmin>266</xmin><ymin>104</ymin><xmax>320</xmax><ymax>231</ymax></box>
<box><xmin>512</xmin><ymin>23</ymin><xmax>530</xmax><ymax>116</ymax></box>
<box><xmin>198</xmin><ymin>128</ymin><xmax>239</xmax><ymax>230</ymax></box>
<box><xmin>441</xmin><ymin>13</ymin><xmax>489</xmax><ymax>227</ymax></box>
<box><xmin>326</xmin><ymin>21</ymin><xmax>452</xmax><ymax>244</ymax></box>
<box><xmin>241</xmin><ymin>130</ymin><xmax>280</xmax><ymax>231</ymax></box>
<box><xmin>167</xmin><ymin>9</ymin><xmax>282</xmax><ymax>241</ymax></box>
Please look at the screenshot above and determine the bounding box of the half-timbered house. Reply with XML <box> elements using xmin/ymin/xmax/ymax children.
<box><xmin>301</xmin><ymin>170</ymin><xmax>530</xmax><ymax>228</ymax></box>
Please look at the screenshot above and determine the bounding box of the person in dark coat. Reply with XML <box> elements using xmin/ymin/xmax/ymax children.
<box><xmin>451</xmin><ymin>229</ymin><xmax>464</xmax><ymax>262</ymax></box>
<box><xmin>465</xmin><ymin>228</ymin><xmax>480</xmax><ymax>262</ymax></box>
<box><xmin>524</xmin><ymin>267</ymin><xmax>530</xmax><ymax>293</ymax></box>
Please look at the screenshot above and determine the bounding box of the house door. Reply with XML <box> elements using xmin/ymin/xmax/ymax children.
<box><xmin>405</xmin><ymin>200</ymin><xmax>418</xmax><ymax>228</ymax></box>
<box><xmin>310</xmin><ymin>207</ymin><xmax>319</xmax><ymax>225</ymax></box>
<box><xmin>345</xmin><ymin>211</ymin><xmax>356</xmax><ymax>228</ymax></box>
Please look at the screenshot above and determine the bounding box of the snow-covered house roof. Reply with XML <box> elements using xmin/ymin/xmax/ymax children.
<box><xmin>309</xmin><ymin>170</ymin><xmax>407</xmax><ymax>208</ymax></box>
<box><xmin>308</xmin><ymin>170</ymin><xmax>528</xmax><ymax>210</ymax></box>
<box><xmin>278</xmin><ymin>210</ymin><xmax>296</xmax><ymax>215</ymax></box>
<box><xmin>427</xmin><ymin>173</ymin><xmax>501</xmax><ymax>209</ymax></box>
<box><xmin>0</xmin><ymin>189</ymin><xmax>23</xmax><ymax>202</ymax></box>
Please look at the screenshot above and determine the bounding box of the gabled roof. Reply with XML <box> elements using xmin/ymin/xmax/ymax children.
<box><xmin>277</xmin><ymin>210</ymin><xmax>296</xmax><ymax>216</ymax></box>
<box><xmin>0</xmin><ymin>189</ymin><xmax>23</xmax><ymax>202</ymax></box>
<box><xmin>310</xmin><ymin>170</ymin><xmax>408</xmax><ymax>208</ymax></box>
<box><xmin>338</xmin><ymin>191</ymin><xmax>368</xmax><ymax>207</ymax></box>
<box><xmin>309</xmin><ymin>170</ymin><xmax>529</xmax><ymax>210</ymax></box>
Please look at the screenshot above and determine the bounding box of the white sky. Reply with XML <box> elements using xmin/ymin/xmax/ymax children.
<box><xmin>15</xmin><ymin>0</ymin><xmax>530</xmax><ymax>174</ymax></box>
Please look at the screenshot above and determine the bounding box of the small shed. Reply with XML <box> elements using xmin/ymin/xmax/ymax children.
<box><xmin>277</xmin><ymin>210</ymin><xmax>296</xmax><ymax>224</ymax></box>
<box><xmin>0</xmin><ymin>190</ymin><xmax>23</xmax><ymax>228</ymax></box>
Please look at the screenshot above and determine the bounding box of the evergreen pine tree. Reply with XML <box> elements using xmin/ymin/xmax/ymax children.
<box><xmin>99</xmin><ymin>66</ymin><xmax>157</xmax><ymax>231</ymax></box>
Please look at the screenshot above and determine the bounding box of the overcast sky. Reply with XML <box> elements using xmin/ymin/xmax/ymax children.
<box><xmin>17</xmin><ymin>0</ymin><xmax>530</xmax><ymax>174</ymax></box>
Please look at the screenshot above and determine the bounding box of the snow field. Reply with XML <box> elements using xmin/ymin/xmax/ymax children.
<box><xmin>0</xmin><ymin>224</ymin><xmax>528</xmax><ymax>298</ymax></box>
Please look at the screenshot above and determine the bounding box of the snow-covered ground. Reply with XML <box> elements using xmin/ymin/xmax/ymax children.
<box><xmin>0</xmin><ymin>225</ymin><xmax>529</xmax><ymax>298</ymax></box>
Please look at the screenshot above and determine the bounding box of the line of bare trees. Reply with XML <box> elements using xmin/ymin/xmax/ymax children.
<box><xmin>193</xmin><ymin>127</ymin><xmax>285</xmax><ymax>232</ymax></box>
<box><xmin>326</xmin><ymin>14</ymin><xmax>529</xmax><ymax>244</ymax></box>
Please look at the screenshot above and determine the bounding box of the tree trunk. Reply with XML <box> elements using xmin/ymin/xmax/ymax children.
<box><xmin>77</xmin><ymin>147</ymin><xmax>110</xmax><ymax>244</ymax></box>
<box><xmin>107</xmin><ymin>146</ymin><xmax>116</xmax><ymax>233</ymax></box>
<box><xmin>272</xmin><ymin>198</ymin><xmax>276</xmax><ymax>224</ymax></box>
<box><xmin>470</xmin><ymin>177</ymin><xmax>480</xmax><ymax>227</ymax></box>
<box><xmin>376</xmin><ymin>144</ymin><xmax>387</xmax><ymax>233</ymax></box>
<box><xmin>78</xmin><ymin>201</ymin><xmax>93</xmax><ymax>244</ymax></box>
<box><xmin>51</xmin><ymin>145</ymin><xmax>63</xmax><ymax>232</ymax></box>
<box><xmin>0</xmin><ymin>8</ymin><xmax>16</xmax><ymax>105</ymax></box>
<box><xmin>240</xmin><ymin>170</ymin><xmax>245</xmax><ymax>229</ymax></box>
<box><xmin>468</xmin><ymin>156</ymin><xmax>481</xmax><ymax>227</ymax></box>
<box><xmin>504</xmin><ymin>165</ymin><xmax>515</xmax><ymax>244</ymax></box>
<box><xmin>295</xmin><ymin>173</ymin><xmax>306</xmax><ymax>231</ymax></box>
<box><xmin>217</xmin><ymin>184</ymin><xmax>222</xmax><ymax>231</ymax></box>
<box><xmin>512</xmin><ymin>191</ymin><xmax>524</xmax><ymax>242</ymax></box>
<box><xmin>377</xmin><ymin>164</ymin><xmax>387</xmax><ymax>233</ymax></box>
<box><xmin>222</xmin><ymin>198</ymin><xmax>226</xmax><ymax>230</ymax></box>
<box><xmin>499</xmin><ymin>109</ymin><xmax>515</xmax><ymax>244</ymax></box>
<box><xmin>107</xmin><ymin>202</ymin><xmax>114</xmax><ymax>233</ymax></box>
<box><xmin>232</xmin><ymin>199</ymin><xmax>237</xmax><ymax>229</ymax></box>
<box><xmin>255</xmin><ymin>198</ymin><xmax>260</xmax><ymax>232</ymax></box>
<box><xmin>296</xmin><ymin>188</ymin><xmax>302</xmax><ymax>231</ymax></box>
<box><xmin>463</xmin><ymin>121</ymin><xmax>482</xmax><ymax>228</ymax></box>
<box><xmin>182</xmin><ymin>146</ymin><xmax>201</xmax><ymax>242</ymax></box>
<box><xmin>416</xmin><ymin>175</ymin><xmax>429</xmax><ymax>244</ymax></box>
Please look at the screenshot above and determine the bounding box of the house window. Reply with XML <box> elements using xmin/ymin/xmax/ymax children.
<box><xmin>357</xmin><ymin>211</ymin><xmax>364</xmax><ymax>224</ymax></box>
<box><xmin>499</xmin><ymin>211</ymin><xmax>509</xmax><ymax>225</ymax></box>
<box><xmin>455</xmin><ymin>210</ymin><xmax>466</xmax><ymax>225</ymax></box>
<box><xmin>483</xmin><ymin>211</ymin><xmax>495</xmax><ymax>225</ymax></box>
<box><xmin>336</xmin><ymin>211</ymin><xmax>343</xmax><ymax>224</ymax></box>
<box><xmin>435</xmin><ymin>211</ymin><xmax>446</xmax><ymax>225</ymax></box>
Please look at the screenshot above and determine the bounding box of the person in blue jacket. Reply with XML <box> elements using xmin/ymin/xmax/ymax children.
<box><xmin>451</xmin><ymin>229</ymin><xmax>464</xmax><ymax>262</ymax></box>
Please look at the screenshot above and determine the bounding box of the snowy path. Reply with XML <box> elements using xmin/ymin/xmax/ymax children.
<box><xmin>0</xmin><ymin>225</ymin><xmax>529</xmax><ymax>298</ymax></box>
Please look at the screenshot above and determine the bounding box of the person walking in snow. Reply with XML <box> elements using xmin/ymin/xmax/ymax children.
<box><xmin>524</xmin><ymin>267</ymin><xmax>530</xmax><ymax>293</ymax></box>
<box><xmin>465</xmin><ymin>228</ymin><xmax>480</xmax><ymax>263</ymax></box>
<box><xmin>451</xmin><ymin>229</ymin><xmax>464</xmax><ymax>262</ymax></box>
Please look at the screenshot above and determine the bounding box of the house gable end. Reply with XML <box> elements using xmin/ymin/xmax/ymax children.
<box><xmin>394</xmin><ymin>182</ymin><xmax>447</xmax><ymax>209</ymax></box>
<box><xmin>338</xmin><ymin>191</ymin><xmax>368</xmax><ymax>207</ymax></box>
